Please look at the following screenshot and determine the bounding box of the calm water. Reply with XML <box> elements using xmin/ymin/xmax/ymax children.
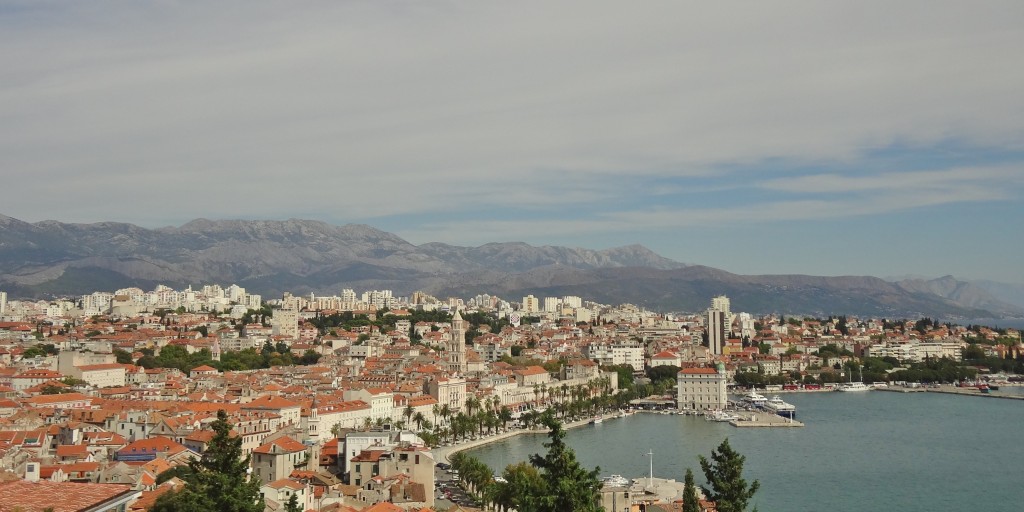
<box><xmin>467</xmin><ymin>392</ymin><xmax>1024</xmax><ymax>511</ymax></box>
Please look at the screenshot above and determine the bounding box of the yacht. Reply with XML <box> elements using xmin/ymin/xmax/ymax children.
<box><xmin>838</xmin><ymin>382</ymin><xmax>870</xmax><ymax>392</ymax></box>
<box><xmin>602</xmin><ymin>475</ymin><xmax>630</xmax><ymax>487</ymax></box>
<box><xmin>764</xmin><ymin>396</ymin><xmax>796</xmax><ymax>418</ymax></box>
<box><xmin>590</xmin><ymin>416</ymin><xmax>603</xmax><ymax>424</ymax></box>
<box><xmin>742</xmin><ymin>391</ymin><xmax>768</xmax><ymax>407</ymax></box>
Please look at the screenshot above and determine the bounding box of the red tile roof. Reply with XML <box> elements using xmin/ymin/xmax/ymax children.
<box><xmin>0</xmin><ymin>480</ymin><xmax>137</xmax><ymax>512</ymax></box>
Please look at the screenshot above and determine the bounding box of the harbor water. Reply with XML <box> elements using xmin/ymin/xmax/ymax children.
<box><xmin>466</xmin><ymin>391</ymin><xmax>1024</xmax><ymax>511</ymax></box>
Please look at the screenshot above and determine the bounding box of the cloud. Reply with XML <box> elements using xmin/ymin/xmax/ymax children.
<box><xmin>1</xmin><ymin>1</ymin><xmax>1023</xmax><ymax>245</ymax></box>
<box><xmin>757</xmin><ymin>165</ymin><xmax>1024</xmax><ymax>194</ymax></box>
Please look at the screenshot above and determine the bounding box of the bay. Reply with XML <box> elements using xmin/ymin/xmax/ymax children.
<box><xmin>466</xmin><ymin>392</ymin><xmax>1024</xmax><ymax>511</ymax></box>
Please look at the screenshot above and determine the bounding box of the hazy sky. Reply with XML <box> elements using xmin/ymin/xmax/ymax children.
<box><xmin>3</xmin><ymin>2</ymin><xmax>1023</xmax><ymax>283</ymax></box>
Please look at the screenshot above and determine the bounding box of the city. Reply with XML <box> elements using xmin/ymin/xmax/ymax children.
<box><xmin>0</xmin><ymin>284</ymin><xmax>1019</xmax><ymax>511</ymax></box>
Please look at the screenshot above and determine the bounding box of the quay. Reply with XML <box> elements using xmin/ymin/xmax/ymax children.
<box><xmin>877</xmin><ymin>384</ymin><xmax>1024</xmax><ymax>401</ymax></box>
<box><xmin>729</xmin><ymin>410</ymin><xmax>804</xmax><ymax>428</ymax></box>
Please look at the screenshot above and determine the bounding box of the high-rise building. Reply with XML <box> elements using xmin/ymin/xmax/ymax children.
<box><xmin>0</xmin><ymin>291</ymin><xmax>6</xmax><ymax>316</ymax></box>
<box><xmin>707</xmin><ymin>309</ymin><xmax>726</xmax><ymax>356</ymax></box>
<box><xmin>711</xmin><ymin>295</ymin><xmax>731</xmax><ymax>318</ymax></box>
<box><xmin>521</xmin><ymin>295</ymin><xmax>540</xmax><ymax>314</ymax></box>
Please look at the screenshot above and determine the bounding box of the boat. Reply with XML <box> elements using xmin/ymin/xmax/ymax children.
<box><xmin>741</xmin><ymin>391</ymin><xmax>768</xmax><ymax>407</ymax></box>
<box><xmin>705</xmin><ymin>410</ymin><xmax>740</xmax><ymax>422</ymax></box>
<box><xmin>590</xmin><ymin>416</ymin><xmax>603</xmax><ymax>424</ymax></box>
<box><xmin>602</xmin><ymin>475</ymin><xmax>630</xmax><ymax>487</ymax></box>
<box><xmin>839</xmin><ymin>366</ymin><xmax>870</xmax><ymax>392</ymax></box>
<box><xmin>764</xmin><ymin>395</ymin><xmax>796</xmax><ymax>418</ymax></box>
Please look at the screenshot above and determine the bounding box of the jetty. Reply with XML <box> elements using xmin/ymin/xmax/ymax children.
<box><xmin>729</xmin><ymin>410</ymin><xmax>804</xmax><ymax>427</ymax></box>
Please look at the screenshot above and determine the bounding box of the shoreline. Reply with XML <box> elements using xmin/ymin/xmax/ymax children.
<box><xmin>432</xmin><ymin>411</ymin><xmax>623</xmax><ymax>463</ymax></box>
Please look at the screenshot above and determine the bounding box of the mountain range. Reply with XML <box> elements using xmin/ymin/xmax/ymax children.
<box><xmin>1</xmin><ymin>214</ymin><xmax>1022</xmax><ymax>320</ymax></box>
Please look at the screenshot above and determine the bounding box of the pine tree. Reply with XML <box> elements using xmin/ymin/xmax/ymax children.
<box><xmin>528</xmin><ymin>413</ymin><xmax>603</xmax><ymax>512</ymax></box>
<box><xmin>683</xmin><ymin>467</ymin><xmax>700</xmax><ymax>512</ymax></box>
<box><xmin>153</xmin><ymin>409</ymin><xmax>263</xmax><ymax>512</ymax></box>
<box><xmin>698</xmin><ymin>439</ymin><xmax>759</xmax><ymax>512</ymax></box>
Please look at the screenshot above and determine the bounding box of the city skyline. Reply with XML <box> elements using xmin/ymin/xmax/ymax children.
<box><xmin>2</xmin><ymin>2</ymin><xmax>1023</xmax><ymax>283</ymax></box>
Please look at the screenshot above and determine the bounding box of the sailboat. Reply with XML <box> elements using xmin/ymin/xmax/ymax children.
<box><xmin>839</xmin><ymin>365</ymin><xmax>870</xmax><ymax>392</ymax></box>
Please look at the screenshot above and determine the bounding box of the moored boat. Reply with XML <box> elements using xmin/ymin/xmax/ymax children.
<box><xmin>705</xmin><ymin>410</ymin><xmax>740</xmax><ymax>422</ymax></box>
<box><xmin>764</xmin><ymin>395</ymin><xmax>796</xmax><ymax>418</ymax></box>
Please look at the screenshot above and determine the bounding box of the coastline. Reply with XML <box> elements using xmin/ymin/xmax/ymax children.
<box><xmin>876</xmin><ymin>384</ymin><xmax>1024</xmax><ymax>401</ymax></box>
<box><xmin>432</xmin><ymin>411</ymin><xmax>622</xmax><ymax>463</ymax></box>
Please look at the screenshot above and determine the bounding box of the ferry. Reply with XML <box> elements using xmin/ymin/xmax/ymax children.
<box><xmin>838</xmin><ymin>382</ymin><xmax>870</xmax><ymax>392</ymax></box>
<box><xmin>764</xmin><ymin>396</ymin><xmax>796</xmax><ymax>418</ymax></box>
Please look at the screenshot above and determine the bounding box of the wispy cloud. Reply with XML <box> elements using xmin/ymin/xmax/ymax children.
<box><xmin>2</xmin><ymin>2</ymin><xmax>1024</xmax><ymax>281</ymax></box>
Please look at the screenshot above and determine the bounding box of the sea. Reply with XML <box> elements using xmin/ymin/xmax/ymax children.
<box><xmin>466</xmin><ymin>391</ymin><xmax>1024</xmax><ymax>511</ymax></box>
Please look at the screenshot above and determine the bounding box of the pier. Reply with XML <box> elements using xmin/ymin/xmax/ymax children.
<box><xmin>729</xmin><ymin>411</ymin><xmax>804</xmax><ymax>427</ymax></box>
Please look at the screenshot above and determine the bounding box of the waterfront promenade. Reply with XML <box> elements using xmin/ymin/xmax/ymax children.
<box><xmin>433</xmin><ymin>410</ymin><xmax>622</xmax><ymax>463</ymax></box>
<box><xmin>877</xmin><ymin>383</ymin><xmax>1024</xmax><ymax>401</ymax></box>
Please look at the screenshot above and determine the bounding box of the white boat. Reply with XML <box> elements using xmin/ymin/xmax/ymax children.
<box><xmin>838</xmin><ymin>382</ymin><xmax>870</xmax><ymax>392</ymax></box>
<box><xmin>742</xmin><ymin>391</ymin><xmax>768</xmax><ymax>407</ymax></box>
<box><xmin>764</xmin><ymin>396</ymin><xmax>796</xmax><ymax>418</ymax></box>
<box><xmin>602</xmin><ymin>474</ymin><xmax>630</xmax><ymax>487</ymax></box>
<box><xmin>590</xmin><ymin>416</ymin><xmax>603</xmax><ymax>424</ymax></box>
<box><xmin>705</xmin><ymin>410</ymin><xmax>740</xmax><ymax>422</ymax></box>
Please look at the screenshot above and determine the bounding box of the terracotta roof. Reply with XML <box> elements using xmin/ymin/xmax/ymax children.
<box><xmin>253</xmin><ymin>436</ymin><xmax>306</xmax><ymax>455</ymax></box>
<box><xmin>0</xmin><ymin>480</ymin><xmax>138</xmax><ymax>512</ymax></box>
<box><xmin>680</xmin><ymin>367</ymin><xmax>719</xmax><ymax>375</ymax></box>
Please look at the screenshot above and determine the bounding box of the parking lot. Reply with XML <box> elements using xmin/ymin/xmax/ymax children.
<box><xmin>435</xmin><ymin>462</ymin><xmax>478</xmax><ymax>509</ymax></box>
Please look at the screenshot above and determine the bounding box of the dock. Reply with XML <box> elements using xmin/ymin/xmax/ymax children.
<box><xmin>877</xmin><ymin>384</ymin><xmax>1024</xmax><ymax>401</ymax></box>
<box><xmin>729</xmin><ymin>411</ymin><xmax>803</xmax><ymax>427</ymax></box>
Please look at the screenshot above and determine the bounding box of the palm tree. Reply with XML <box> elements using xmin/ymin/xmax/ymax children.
<box><xmin>498</xmin><ymin>406</ymin><xmax>513</xmax><ymax>430</ymax></box>
<box><xmin>439</xmin><ymin>404</ymin><xmax>452</xmax><ymax>428</ymax></box>
<box><xmin>412</xmin><ymin>411</ymin><xmax>426</xmax><ymax>431</ymax></box>
<box><xmin>403</xmin><ymin>404</ymin><xmax>414</xmax><ymax>425</ymax></box>
<box><xmin>465</xmin><ymin>396</ymin><xmax>480</xmax><ymax>420</ymax></box>
<box><xmin>432</xmin><ymin>403</ymin><xmax>441</xmax><ymax>427</ymax></box>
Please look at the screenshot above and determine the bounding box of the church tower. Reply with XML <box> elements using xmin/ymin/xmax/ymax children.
<box><xmin>450</xmin><ymin>309</ymin><xmax>467</xmax><ymax>374</ymax></box>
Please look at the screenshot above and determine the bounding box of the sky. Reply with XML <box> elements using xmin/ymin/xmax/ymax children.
<box><xmin>2</xmin><ymin>1</ymin><xmax>1023</xmax><ymax>283</ymax></box>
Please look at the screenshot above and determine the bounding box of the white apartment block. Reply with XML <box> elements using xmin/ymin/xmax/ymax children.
<box><xmin>272</xmin><ymin>308</ymin><xmax>299</xmax><ymax>339</ymax></box>
<box><xmin>583</xmin><ymin>340</ymin><xmax>644</xmax><ymax>372</ymax></box>
<box><xmin>521</xmin><ymin>295</ymin><xmax>540</xmax><ymax>314</ymax></box>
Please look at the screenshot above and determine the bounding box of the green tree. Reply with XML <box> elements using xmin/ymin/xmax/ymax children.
<box><xmin>699</xmin><ymin>439</ymin><xmax>759</xmax><ymax>512</ymax></box>
<box><xmin>284</xmin><ymin>493</ymin><xmax>302</xmax><ymax>512</ymax></box>
<box><xmin>527</xmin><ymin>413</ymin><xmax>603</xmax><ymax>511</ymax></box>
<box><xmin>153</xmin><ymin>409</ymin><xmax>262</xmax><ymax>512</ymax></box>
<box><xmin>683</xmin><ymin>467</ymin><xmax>700</xmax><ymax>512</ymax></box>
<box><xmin>113</xmin><ymin>348</ymin><xmax>134</xmax><ymax>364</ymax></box>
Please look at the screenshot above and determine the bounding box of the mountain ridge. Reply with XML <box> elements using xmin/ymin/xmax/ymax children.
<box><xmin>0</xmin><ymin>214</ymin><xmax>1021</xmax><ymax>319</ymax></box>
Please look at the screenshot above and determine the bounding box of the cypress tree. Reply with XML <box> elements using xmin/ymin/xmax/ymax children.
<box><xmin>683</xmin><ymin>467</ymin><xmax>700</xmax><ymax>512</ymax></box>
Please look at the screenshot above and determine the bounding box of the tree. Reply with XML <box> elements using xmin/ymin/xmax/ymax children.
<box><xmin>526</xmin><ymin>413</ymin><xmax>603</xmax><ymax>511</ymax></box>
<box><xmin>153</xmin><ymin>409</ymin><xmax>262</xmax><ymax>512</ymax></box>
<box><xmin>683</xmin><ymin>467</ymin><xmax>700</xmax><ymax>512</ymax></box>
<box><xmin>284</xmin><ymin>493</ymin><xmax>302</xmax><ymax>512</ymax></box>
<box><xmin>699</xmin><ymin>439</ymin><xmax>759</xmax><ymax>512</ymax></box>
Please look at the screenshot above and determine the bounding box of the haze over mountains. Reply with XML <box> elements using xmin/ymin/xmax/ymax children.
<box><xmin>1</xmin><ymin>214</ymin><xmax>1021</xmax><ymax>320</ymax></box>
